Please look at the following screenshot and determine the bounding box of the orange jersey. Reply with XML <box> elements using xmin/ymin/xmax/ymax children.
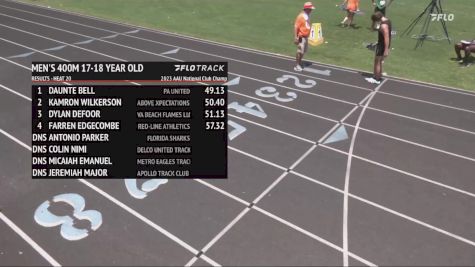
<box><xmin>347</xmin><ymin>0</ymin><xmax>359</xmax><ymax>11</ymax></box>
<box><xmin>295</xmin><ymin>12</ymin><xmax>311</xmax><ymax>37</ymax></box>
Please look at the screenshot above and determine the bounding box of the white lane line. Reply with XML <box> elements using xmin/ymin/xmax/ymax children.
<box><xmin>2</xmin><ymin>56</ymin><xmax>474</xmax><ymax>201</ymax></box>
<box><xmin>0</xmin><ymin>83</ymin><xmax>31</xmax><ymax>101</ymax></box>
<box><xmin>0</xmin><ymin>55</ymin><xmax>29</xmax><ymax>69</ymax></box>
<box><xmin>201</xmin><ymin>208</ymin><xmax>251</xmax><ymax>253</ymax></box>
<box><xmin>228</xmin><ymin>146</ymin><xmax>286</xmax><ymax>171</ymax></box>
<box><xmin>0</xmin><ymin>10</ymin><xmax>475</xmax><ymax>254</ymax></box>
<box><xmin>0</xmin><ymin>128</ymin><xmax>219</xmax><ymax>264</ymax></box>
<box><xmin>5</xmin><ymin>0</ymin><xmax>475</xmax><ymax>96</ymax></box>
<box><xmin>0</xmin><ymin>8</ymin><xmax>372</xmax><ymax>92</ymax></box>
<box><xmin>379</xmin><ymin>91</ymin><xmax>475</xmax><ymax>114</ymax></box>
<box><xmin>344</xmin><ymin>123</ymin><xmax>475</xmax><ymax>163</ymax></box>
<box><xmin>230</xmin><ymin>90</ymin><xmax>338</xmax><ymax>123</ymax></box>
<box><xmin>1</xmin><ymin>125</ymin><xmax>472</xmax><ymax>265</ymax></box>
<box><xmin>0</xmin><ymin>39</ymin><xmax>224</xmax><ymax>266</ymax></box>
<box><xmin>0</xmin><ymin>212</ymin><xmax>61</xmax><ymax>267</ymax></box>
<box><xmin>252</xmin><ymin>206</ymin><xmax>341</xmax><ymax>253</ymax></box>
<box><xmin>217</xmin><ymin>145</ymin><xmax>475</xmax><ymax>250</ymax></box>
<box><xmin>232</xmin><ymin>73</ymin><xmax>357</xmax><ymax>106</ymax></box>
<box><xmin>184</xmin><ymin>256</ymin><xmax>198</xmax><ymax>267</ymax></box>
<box><xmin>253</xmin><ymin>207</ymin><xmax>378</xmax><ymax>266</ymax></box>
<box><xmin>0</xmin><ymin>128</ymin><xmax>30</xmax><ymax>150</ymax></box>
<box><xmin>252</xmin><ymin>172</ymin><xmax>289</xmax><ymax>204</ymax></box>
<box><xmin>349</xmin><ymin>193</ymin><xmax>475</xmax><ymax>247</ymax></box>
<box><xmin>4</xmin><ymin>0</ymin><xmax>358</xmax><ymax>75</ymax></box>
<box><xmin>320</xmin><ymin>144</ymin><xmax>475</xmax><ymax>199</ymax></box>
<box><xmin>229</xmin><ymin>93</ymin><xmax>475</xmax><ymax>163</ymax></box>
<box><xmin>0</xmin><ymin>11</ymin><xmax>361</xmax><ymax>107</ymax></box>
<box><xmin>194</xmin><ymin>179</ymin><xmax>250</xmax><ymax>206</ymax></box>
<box><xmin>289</xmin><ymin>145</ymin><xmax>317</xmax><ymax>170</ymax></box>
<box><xmin>195</xmin><ymin>169</ymin><xmax>377</xmax><ymax>266</ymax></box>
<box><xmin>228</xmin><ymin>114</ymin><xmax>315</xmax><ymax>144</ymax></box>
<box><xmin>77</xmin><ymin>179</ymin><xmax>216</xmax><ymax>260</ymax></box>
<box><xmin>0</xmin><ymin>36</ymin><xmax>67</xmax><ymax>61</ymax></box>
<box><xmin>367</xmin><ymin>106</ymin><xmax>475</xmax><ymax>136</ymax></box>
<box><xmin>0</xmin><ymin>23</ymin><xmax>125</xmax><ymax>62</ymax></box>
<box><xmin>2</xmin><ymin>15</ymin><xmax>474</xmax><ymax>138</ymax></box>
<box><xmin>5</xmin><ymin>48</ymin><xmax>472</xmax><ymax>165</ymax></box>
<box><xmin>342</xmin><ymin>80</ymin><xmax>387</xmax><ymax>266</ymax></box>
<box><xmin>1</xmin><ymin>57</ymin><xmax>474</xmax><ymax>201</ymax></box>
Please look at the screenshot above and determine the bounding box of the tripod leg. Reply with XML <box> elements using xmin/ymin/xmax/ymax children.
<box><xmin>436</xmin><ymin>0</ymin><xmax>451</xmax><ymax>43</ymax></box>
<box><xmin>402</xmin><ymin>2</ymin><xmax>433</xmax><ymax>36</ymax></box>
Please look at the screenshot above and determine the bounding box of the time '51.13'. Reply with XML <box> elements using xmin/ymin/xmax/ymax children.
<box><xmin>204</xmin><ymin>110</ymin><xmax>225</xmax><ymax>119</ymax></box>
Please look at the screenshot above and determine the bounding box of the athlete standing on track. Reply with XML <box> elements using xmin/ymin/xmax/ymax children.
<box><xmin>366</xmin><ymin>11</ymin><xmax>391</xmax><ymax>85</ymax></box>
<box><xmin>294</xmin><ymin>2</ymin><xmax>315</xmax><ymax>72</ymax></box>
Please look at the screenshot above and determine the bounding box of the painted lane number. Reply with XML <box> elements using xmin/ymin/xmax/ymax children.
<box><xmin>34</xmin><ymin>193</ymin><xmax>102</xmax><ymax>241</ymax></box>
<box><xmin>125</xmin><ymin>179</ymin><xmax>168</xmax><ymax>199</ymax></box>
<box><xmin>276</xmin><ymin>74</ymin><xmax>316</xmax><ymax>89</ymax></box>
<box><xmin>255</xmin><ymin>86</ymin><xmax>297</xmax><ymax>103</ymax></box>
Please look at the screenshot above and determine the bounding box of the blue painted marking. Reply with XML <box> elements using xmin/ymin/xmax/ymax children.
<box><xmin>124</xmin><ymin>29</ymin><xmax>140</xmax><ymax>34</ymax></box>
<box><xmin>43</xmin><ymin>45</ymin><xmax>66</xmax><ymax>51</ymax></box>
<box><xmin>224</xmin><ymin>77</ymin><xmax>240</xmax><ymax>86</ymax></box>
<box><xmin>74</xmin><ymin>39</ymin><xmax>94</xmax><ymax>45</ymax></box>
<box><xmin>125</xmin><ymin>179</ymin><xmax>168</xmax><ymax>199</ymax></box>
<box><xmin>161</xmin><ymin>48</ymin><xmax>180</xmax><ymax>55</ymax></box>
<box><xmin>8</xmin><ymin>51</ymin><xmax>35</xmax><ymax>58</ymax></box>
<box><xmin>103</xmin><ymin>33</ymin><xmax>119</xmax><ymax>39</ymax></box>
<box><xmin>323</xmin><ymin>125</ymin><xmax>349</xmax><ymax>144</ymax></box>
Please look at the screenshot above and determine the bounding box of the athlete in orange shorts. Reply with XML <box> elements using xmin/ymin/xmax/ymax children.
<box><xmin>341</xmin><ymin>0</ymin><xmax>360</xmax><ymax>27</ymax></box>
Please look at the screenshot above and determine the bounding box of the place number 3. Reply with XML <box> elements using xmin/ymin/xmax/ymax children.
<box><xmin>255</xmin><ymin>86</ymin><xmax>297</xmax><ymax>102</ymax></box>
<box><xmin>34</xmin><ymin>193</ymin><xmax>102</xmax><ymax>241</ymax></box>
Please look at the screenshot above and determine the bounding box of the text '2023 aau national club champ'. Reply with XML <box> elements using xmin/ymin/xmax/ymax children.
<box><xmin>31</xmin><ymin>62</ymin><xmax>228</xmax><ymax>179</ymax></box>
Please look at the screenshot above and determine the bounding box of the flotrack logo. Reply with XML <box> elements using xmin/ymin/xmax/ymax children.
<box><xmin>430</xmin><ymin>13</ymin><xmax>454</xmax><ymax>21</ymax></box>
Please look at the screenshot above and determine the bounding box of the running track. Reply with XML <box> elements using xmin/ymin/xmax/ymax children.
<box><xmin>1</xmin><ymin>1</ymin><xmax>475</xmax><ymax>266</ymax></box>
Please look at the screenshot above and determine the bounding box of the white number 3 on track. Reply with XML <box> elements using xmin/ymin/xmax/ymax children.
<box><xmin>34</xmin><ymin>193</ymin><xmax>102</xmax><ymax>241</ymax></box>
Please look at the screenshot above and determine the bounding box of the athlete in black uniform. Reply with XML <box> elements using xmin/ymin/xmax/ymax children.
<box><xmin>366</xmin><ymin>11</ymin><xmax>391</xmax><ymax>84</ymax></box>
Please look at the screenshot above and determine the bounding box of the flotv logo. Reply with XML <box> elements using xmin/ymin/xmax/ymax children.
<box><xmin>430</xmin><ymin>13</ymin><xmax>454</xmax><ymax>21</ymax></box>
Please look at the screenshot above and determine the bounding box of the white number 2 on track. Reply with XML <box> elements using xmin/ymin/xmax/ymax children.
<box><xmin>276</xmin><ymin>74</ymin><xmax>316</xmax><ymax>89</ymax></box>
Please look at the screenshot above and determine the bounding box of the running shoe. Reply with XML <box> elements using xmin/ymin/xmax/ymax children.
<box><xmin>365</xmin><ymin>77</ymin><xmax>381</xmax><ymax>84</ymax></box>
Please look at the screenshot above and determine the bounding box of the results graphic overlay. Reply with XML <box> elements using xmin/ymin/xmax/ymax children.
<box><xmin>32</xmin><ymin>62</ymin><xmax>228</xmax><ymax>179</ymax></box>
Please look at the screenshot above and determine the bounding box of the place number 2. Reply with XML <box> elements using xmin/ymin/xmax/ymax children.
<box><xmin>276</xmin><ymin>74</ymin><xmax>316</xmax><ymax>89</ymax></box>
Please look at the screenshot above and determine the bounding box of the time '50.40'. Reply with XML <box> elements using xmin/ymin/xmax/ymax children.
<box><xmin>204</xmin><ymin>98</ymin><xmax>225</xmax><ymax>107</ymax></box>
